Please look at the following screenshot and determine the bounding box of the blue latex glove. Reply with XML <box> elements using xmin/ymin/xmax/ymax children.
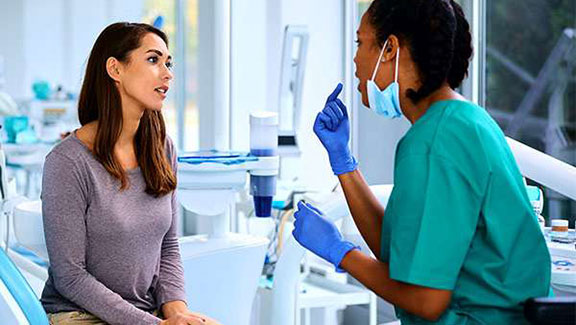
<box><xmin>313</xmin><ymin>83</ymin><xmax>358</xmax><ymax>175</ymax></box>
<box><xmin>292</xmin><ymin>201</ymin><xmax>359</xmax><ymax>272</ymax></box>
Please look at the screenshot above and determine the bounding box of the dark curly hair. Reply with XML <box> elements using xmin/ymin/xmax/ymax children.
<box><xmin>367</xmin><ymin>0</ymin><xmax>473</xmax><ymax>103</ymax></box>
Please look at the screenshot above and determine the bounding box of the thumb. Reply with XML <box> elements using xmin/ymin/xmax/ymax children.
<box><xmin>296</xmin><ymin>200</ymin><xmax>307</xmax><ymax>213</ymax></box>
<box><xmin>297</xmin><ymin>201</ymin><xmax>318</xmax><ymax>217</ymax></box>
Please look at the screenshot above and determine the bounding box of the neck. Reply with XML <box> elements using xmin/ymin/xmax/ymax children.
<box><xmin>117</xmin><ymin>92</ymin><xmax>144</xmax><ymax>148</ymax></box>
<box><xmin>401</xmin><ymin>84</ymin><xmax>466</xmax><ymax>124</ymax></box>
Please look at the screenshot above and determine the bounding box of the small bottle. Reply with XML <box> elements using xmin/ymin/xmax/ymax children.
<box><xmin>550</xmin><ymin>219</ymin><xmax>569</xmax><ymax>243</ymax></box>
<box><xmin>537</xmin><ymin>215</ymin><xmax>545</xmax><ymax>231</ymax></box>
<box><xmin>525</xmin><ymin>185</ymin><xmax>545</xmax><ymax>232</ymax></box>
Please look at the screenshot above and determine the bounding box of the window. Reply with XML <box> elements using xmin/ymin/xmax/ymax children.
<box><xmin>184</xmin><ymin>0</ymin><xmax>199</xmax><ymax>151</ymax></box>
<box><xmin>357</xmin><ymin>0</ymin><xmax>371</xmax><ymax>15</ymax></box>
<box><xmin>144</xmin><ymin>0</ymin><xmax>200</xmax><ymax>151</ymax></box>
<box><xmin>484</xmin><ymin>0</ymin><xmax>576</xmax><ymax>222</ymax></box>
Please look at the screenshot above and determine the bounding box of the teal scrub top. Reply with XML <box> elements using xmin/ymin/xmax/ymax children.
<box><xmin>380</xmin><ymin>100</ymin><xmax>551</xmax><ymax>324</ymax></box>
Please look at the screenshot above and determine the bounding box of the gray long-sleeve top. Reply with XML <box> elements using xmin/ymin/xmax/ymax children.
<box><xmin>40</xmin><ymin>132</ymin><xmax>186</xmax><ymax>324</ymax></box>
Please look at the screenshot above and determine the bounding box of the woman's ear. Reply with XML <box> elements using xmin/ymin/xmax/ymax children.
<box><xmin>383</xmin><ymin>35</ymin><xmax>400</xmax><ymax>62</ymax></box>
<box><xmin>106</xmin><ymin>57</ymin><xmax>122</xmax><ymax>82</ymax></box>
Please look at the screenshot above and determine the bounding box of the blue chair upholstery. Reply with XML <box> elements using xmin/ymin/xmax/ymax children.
<box><xmin>0</xmin><ymin>249</ymin><xmax>49</xmax><ymax>324</ymax></box>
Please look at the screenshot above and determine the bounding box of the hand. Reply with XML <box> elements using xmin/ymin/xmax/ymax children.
<box><xmin>292</xmin><ymin>201</ymin><xmax>359</xmax><ymax>272</ymax></box>
<box><xmin>313</xmin><ymin>83</ymin><xmax>358</xmax><ymax>175</ymax></box>
<box><xmin>160</xmin><ymin>311</ymin><xmax>221</xmax><ymax>325</ymax></box>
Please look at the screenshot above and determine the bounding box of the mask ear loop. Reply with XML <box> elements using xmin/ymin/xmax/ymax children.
<box><xmin>393</xmin><ymin>46</ymin><xmax>400</xmax><ymax>82</ymax></box>
<box><xmin>371</xmin><ymin>39</ymin><xmax>389</xmax><ymax>81</ymax></box>
<box><xmin>393</xmin><ymin>46</ymin><xmax>402</xmax><ymax>115</ymax></box>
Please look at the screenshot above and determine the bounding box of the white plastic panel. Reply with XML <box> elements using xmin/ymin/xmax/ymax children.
<box><xmin>0</xmin><ymin>279</ymin><xmax>30</xmax><ymax>325</ymax></box>
<box><xmin>179</xmin><ymin>233</ymin><xmax>268</xmax><ymax>325</ymax></box>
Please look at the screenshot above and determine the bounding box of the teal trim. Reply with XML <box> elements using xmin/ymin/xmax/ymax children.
<box><xmin>178</xmin><ymin>150</ymin><xmax>259</xmax><ymax>165</ymax></box>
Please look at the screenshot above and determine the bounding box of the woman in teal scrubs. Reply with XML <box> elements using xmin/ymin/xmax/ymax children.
<box><xmin>292</xmin><ymin>0</ymin><xmax>551</xmax><ymax>323</ymax></box>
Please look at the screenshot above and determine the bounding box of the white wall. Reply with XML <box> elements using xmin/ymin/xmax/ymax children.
<box><xmin>230</xmin><ymin>0</ymin><xmax>345</xmax><ymax>190</ymax></box>
<box><xmin>229</xmin><ymin>0</ymin><xmax>268</xmax><ymax>152</ymax></box>
<box><xmin>0</xmin><ymin>0</ymin><xmax>143</xmax><ymax>100</ymax></box>
<box><xmin>67</xmin><ymin>0</ymin><xmax>145</xmax><ymax>94</ymax></box>
<box><xmin>0</xmin><ymin>1</ymin><xmax>25</xmax><ymax>97</ymax></box>
<box><xmin>281</xmin><ymin>0</ymin><xmax>345</xmax><ymax>190</ymax></box>
<box><xmin>198</xmin><ymin>0</ymin><xmax>232</xmax><ymax>151</ymax></box>
<box><xmin>356</xmin><ymin>105</ymin><xmax>411</xmax><ymax>185</ymax></box>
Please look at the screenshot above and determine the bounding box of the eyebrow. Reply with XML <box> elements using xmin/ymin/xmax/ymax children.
<box><xmin>146</xmin><ymin>49</ymin><xmax>172</xmax><ymax>60</ymax></box>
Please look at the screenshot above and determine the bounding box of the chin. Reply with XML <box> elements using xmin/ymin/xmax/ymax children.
<box><xmin>359</xmin><ymin>92</ymin><xmax>369</xmax><ymax>108</ymax></box>
<box><xmin>362</xmin><ymin>98</ymin><xmax>370</xmax><ymax>108</ymax></box>
<box><xmin>147</xmin><ymin>102</ymin><xmax>164</xmax><ymax>111</ymax></box>
<box><xmin>357</xmin><ymin>85</ymin><xmax>368</xmax><ymax>107</ymax></box>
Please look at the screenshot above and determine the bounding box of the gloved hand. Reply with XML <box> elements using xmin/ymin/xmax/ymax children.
<box><xmin>292</xmin><ymin>201</ymin><xmax>359</xmax><ymax>272</ymax></box>
<box><xmin>313</xmin><ymin>83</ymin><xmax>358</xmax><ymax>175</ymax></box>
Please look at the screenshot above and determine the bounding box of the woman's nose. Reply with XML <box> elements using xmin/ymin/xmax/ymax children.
<box><xmin>164</xmin><ymin>67</ymin><xmax>174</xmax><ymax>81</ymax></box>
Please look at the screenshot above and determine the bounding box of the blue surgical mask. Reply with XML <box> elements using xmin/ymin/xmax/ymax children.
<box><xmin>367</xmin><ymin>40</ymin><xmax>402</xmax><ymax>119</ymax></box>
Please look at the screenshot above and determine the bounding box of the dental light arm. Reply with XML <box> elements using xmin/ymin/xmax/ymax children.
<box><xmin>506</xmin><ymin>137</ymin><xmax>576</xmax><ymax>201</ymax></box>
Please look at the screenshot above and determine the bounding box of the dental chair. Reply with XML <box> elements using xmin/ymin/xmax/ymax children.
<box><xmin>0</xmin><ymin>248</ymin><xmax>49</xmax><ymax>325</ymax></box>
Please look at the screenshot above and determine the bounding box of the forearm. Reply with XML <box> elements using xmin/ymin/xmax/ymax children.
<box><xmin>156</xmin><ymin>236</ymin><xmax>187</xmax><ymax>305</ymax></box>
<box><xmin>338</xmin><ymin>169</ymin><xmax>385</xmax><ymax>256</ymax></box>
<box><xmin>156</xmin><ymin>192</ymin><xmax>187</xmax><ymax>306</ymax></box>
<box><xmin>340</xmin><ymin>249</ymin><xmax>451</xmax><ymax>321</ymax></box>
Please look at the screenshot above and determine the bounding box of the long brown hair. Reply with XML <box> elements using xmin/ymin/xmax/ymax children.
<box><xmin>78</xmin><ymin>22</ymin><xmax>176</xmax><ymax>197</ymax></box>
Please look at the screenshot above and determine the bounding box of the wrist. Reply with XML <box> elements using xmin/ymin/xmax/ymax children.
<box><xmin>161</xmin><ymin>300</ymin><xmax>188</xmax><ymax>318</ymax></box>
<box><xmin>329</xmin><ymin>153</ymin><xmax>358</xmax><ymax>175</ymax></box>
<box><xmin>339</xmin><ymin>247</ymin><xmax>362</xmax><ymax>271</ymax></box>
<box><xmin>329</xmin><ymin>240</ymin><xmax>360</xmax><ymax>272</ymax></box>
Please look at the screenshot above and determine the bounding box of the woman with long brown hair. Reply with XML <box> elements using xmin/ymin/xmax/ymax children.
<box><xmin>40</xmin><ymin>22</ymin><xmax>217</xmax><ymax>325</ymax></box>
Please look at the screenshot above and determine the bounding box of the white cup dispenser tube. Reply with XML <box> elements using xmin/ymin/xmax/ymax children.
<box><xmin>249</xmin><ymin>112</ymin><xmax>279</xmax><ymax>217</ymax></box>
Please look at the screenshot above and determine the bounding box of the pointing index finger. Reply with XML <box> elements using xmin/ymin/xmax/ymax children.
<box><xmin>325</xmin><ymin>83</ymin><xmax>343</xmax><ymax>104</ymax></box>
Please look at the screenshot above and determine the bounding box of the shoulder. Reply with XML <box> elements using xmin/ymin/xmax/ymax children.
<box><xmin>42</xmin><ymin>135</ymin><xmax>94</xmax><ymax>193</ymax></box>
<box><xmin>436</xmin><ymin>101</ymin><xmax>505</xmax><ymax>151</ymax></box>
<box><xmin>441</xmin><ymin>100</ymin><xmax>495</xmax><ymax>128</ymax></box>
<box><xmin>46</xmin><ymin>133</ymin><xmax>90</xmax><ymax>164</ymax></box>
<box><xmin>408</xmin><ymin>100</ymin><xmax>498</xmax><ymax>149</ymax></box>
<box><xmin>397</xmin><ymin>100</ymin><xmax>498</xmax><ymax>174</ymax></box>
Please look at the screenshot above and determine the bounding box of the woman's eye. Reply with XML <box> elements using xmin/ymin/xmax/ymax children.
<box><xmin>355</xmin><ymin>39</ymin><xmax>360</xmax><ymax>45</ymax></box>
<box><xmin>148</xmin><ymin>56</ymin><xmax>158</xmax><ymax>63</ymax></box>
<box><xmin>166</xmin><ymin>61</ymin><xmax>174</xmax><ymax>70</ymax></box>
